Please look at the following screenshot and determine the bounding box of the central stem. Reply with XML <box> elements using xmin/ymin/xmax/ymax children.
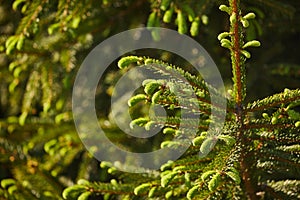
<box><xmin>231</xmin><ymin>0</ymin><xmax>243</xmax><ymax>107</ymax></box>
<box><xmin>229</xmin><ymin>0</ymin><xmax>257</xmax><ymax>199</ymax></box>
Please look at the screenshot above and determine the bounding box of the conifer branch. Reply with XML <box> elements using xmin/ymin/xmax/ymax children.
<box><xmin>246</xmin><ymin>89</ymin><xmax>300</xmax><ymax>112</ymax></box>
<box><xmin>243</xmin><ymin>122</ymin><xmax>293</xmax><ymax>130</ymax></box>
<box><xmin>229</xmin><ymin>0</ymin><xmax>245</xmax><ymax>107</ymax></box>
<box><xmin>15</xmin><ymin>0</ymin><xmax>46</xmax><ymax>35</ymax></box>
<box><xmin>227</xmin><ymin>0</ymin><xmax>257</xmax><ymax>198</ymax></box>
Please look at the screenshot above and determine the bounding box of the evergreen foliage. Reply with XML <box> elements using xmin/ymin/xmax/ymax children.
<box><xmin>0</xmin><ymin>0</ymin><xmax>299</xmax><ymax>199</ymax></box>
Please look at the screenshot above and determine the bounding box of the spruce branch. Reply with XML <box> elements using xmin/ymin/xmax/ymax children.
<box><xmin>224</xmin><ymin>0</ymin><xmax>259</xmax><ymax>198</ymax></box>
<box><xmin>228</xmin><ymin>0</ymin><xmax>245</xmax><ymax>107</ymax></box>
<box><xmin>246</xmin><ymin>89</ymin><xmax>300</xmax><ymax>112</ymax></box>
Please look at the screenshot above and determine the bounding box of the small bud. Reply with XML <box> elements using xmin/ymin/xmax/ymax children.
<box><xmin>217</xmin><ymin>32</ymin><xmax>230</xmax><ymax>41</ymax></box>
<box><xmin>271</xmin><ymin>116</ymin><xmax>278</xmax><ymax>124</ymax></box>
<box><xmin>220</xmin><ymin>38</ymin><xmax>232</xmax><ymax>49</ymax></box>
<box><xmin>134</xmin><ymin>183</ymin><xmax>151</xmax><ymax>195</ymax></box>
<box><xmin>145</xmin><ymin>121</ymin><xmax>155</xmax><ymax>131</ymax></box>
<box><xmin>163</xmin><ymin>8</ymin><xmax>174</xmax><ymax>23</ymax></box>
<box><xmin>192</xmin><ymin>136</ymin><xmax>206</xmax><ymax>146</ymax></box>
<box><xmin>187</xmin><ymin>185</ymin><xmax>198</xmax><ymax>200</ymax></box>
<box><xmin>190</xmin><ymin>18</ymin><xmax>200</xmax><ymax>37</ymax></box>
<box><xmin>151</xmin><ymin>90</ymin><xmax>163</xmax><ymax>104</ymax></box>
<box><xmin>201</xmin><ymin>170</ymin><xmax>216</xmax><ymax>181</ymax></box>
<box><xmin>163</xmin><ymin>127</ymin><xmax>176</xmax><ymax>134</ymax></box>
<box><xmin>208</xmin><ymin>173</ymin><xmax>221</xmax><ymax>191</ymax></box>
<box><xmin>241</xmin><ymin>18</ymin><xmax>249</xmax><ymax>28</ymax></box>
<box><xmin>284</xmin><ymin>88</ymin><xmax>291</xmax><ymax>93</ymax></box>
<box><xmin>241</xmin><ymin>50</ymin><xmax>251</xmax><ymax>58</ymax></box>
<box><xmin>243</xmin><ymin>12</ymin><xmax>256</xmax><ymax>20</ymax></box>
<box><xmin>243</xmin><ymin>40</ymin><xmax>261</xmax><ymax>48</ymax></box>
<box><xmin>130</xmin><ymin>118</ymin><xmax>149</xmax><ymax>129</ymax></box>
<box><xmin>118</xmin><ymin>56</ymin><xmax>141</xmax><ymax>69</ymax></box>
<box><xmin>147</xmin><ymin>12</ymin><xmax>157</xmax><ymax>27</ymax></box>
<box><xmin>262</xmin><ymin>113</ymin><xmax>269</xmax><ymax>119</ymax></box>
<box><xmin>219</xmin><ymin>5</ymin><xmax>230</xmax><ymax>13</ymax></box>
<box><xmin>177</xmin><ymin>11</ymin><xmax>187</xmax><ymax>34</ymax></box>
<box><xmin>78</xmin><ymin>191</ymin><xmax>92</xmax><ymax>200</ymax></box>
<box><xmin>128</xmin><ymin>94</ymin><xmax>147</xmax><ymax>107</ymax></box>
<box><xmin>199</xmin><ymin>137</ymin><xmax>217</xmax><ymax>157</ymax></box>
<box><xmin>148</xmin><ymin>186</ymin><xmax>157</xmax><ymax>198</ymax></box>
<box><xmin>1</xmin><ymin>179</ymin><xmax>16</xmax><ymax>189</ymax></box>
<box><xmin>160</xmin><ymin>0</ymin><xmax>172</xmax><ymax>11</ymax></box>
<box><xmin>182</xmin><ymin>4</ymin><xmax>195</xmax><ymax>22</ymax></box>
<box><xmin>144</xmin><ymin>81</ymin><xmax>160</xmax><ymax>95</ymax></box>
<box><xmin>165</xmin><ymin>190</ymin><xmax>173</xmax><ymax>199</ymax></box>
<box><xmin>201</xmin><ymin>15</ymin><xmax>209</xmax><ymax>25</ymax></box>
<box><xmin>161</xmin><ymin>171</ymin><xmax>177</xmax><ymax>187</ymax></box>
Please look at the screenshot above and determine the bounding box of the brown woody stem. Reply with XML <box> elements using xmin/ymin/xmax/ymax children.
<box><xmin>229</xmin><ymin>0</ymin><xmax>257</xmax><ymax>199</ymax></box>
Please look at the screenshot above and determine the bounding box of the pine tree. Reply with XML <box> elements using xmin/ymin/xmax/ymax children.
<box><xmin>0</xmin><ymin>0</ymin><xmax>299</xmax><ymax>200</ymax></box>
